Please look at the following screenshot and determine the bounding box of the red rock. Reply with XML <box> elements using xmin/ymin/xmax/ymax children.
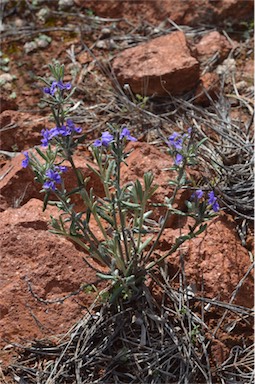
<box><xmin>194</xmin><ymin>72</ymin><xmax>220</xmax><ymax>106</ymax></box>
<box><xmin>0</xmin><ymin>110</ymin><xmax>47</xmax><ymax>151</ymax></box>
<box><xmin>158</xmin><ymin>214</ymin><xmax>253</xmax><ymax>307</ymax></box>
<box><xmin>0</xmin><ymin>94</ymin><xmax>18</xmax><ymax>113</ymax></box>
<box><xmin>0</xmin><ymin>155</ymin><xmax>39</xmax><ymax>211</ymax></box>
<box><xmin>195</xmin><ymin>31</ymin><xmax>233</xmax><ymax>61</ymax></box>
<box><xmin>0</xmin><ymin>152</ymin><xmax>103</xmax><ymax>212</ymax></box>
<box><xmin>74</xmin><ymin>1</ymin><xmax>253</xmax><ymax>25</ymax></box>
<box><xmin>0</xmin><ymin>199</ymin><xmax>106</xmax><ymax>357</ymax></box>
<box><xmin>112</xmin><ymin>32</ymin><xmax>200</xmax><ymax>97</ymax></box>
<box><xmin>212</xmin><ymin>0</ymin><xmax>254</xmax><ymax>21</ymax></box>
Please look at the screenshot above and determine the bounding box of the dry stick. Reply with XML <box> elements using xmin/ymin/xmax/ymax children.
<box><xmin>25</xmin><ymin>303</ymin><xmax>52</xmax><ymax>333</ymax></box>
<box><xmin>26</xmin><ymin>277</ymin><xmax>101</xmax><ymax>305</ymax></box>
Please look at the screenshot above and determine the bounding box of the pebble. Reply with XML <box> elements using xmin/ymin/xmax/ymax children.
<box><xmin>58</xmin><ymin>0</ymin><xmax>74</xmax><ymax>10</ymax></box>
<box><xmin>36</xmin><ymin>7</ymin><xmax>50</xmax><ymax>23</ymax></box>
<box><xmin>216</xmin><ymin>58</ymin><xmax>236</xmax><ymax>76</ymax></box>
<box><xmin>36</xmin><ymin>38</ymin><xmax>50</xmax><ymax>49</ymax></box>
<box><xmin>0</xmin><ymin>73</ymin><xmax>13</xmax><ymax>84</ymax></box>
<box><xmin>101</xmin><ymin>28</ymin><xmax>111</xmax><ymax>38</ymax></box>
<box><xmin>24</xmin><ymin>41</ymin><xmax>37</xmax><ymax>54</ymax></box>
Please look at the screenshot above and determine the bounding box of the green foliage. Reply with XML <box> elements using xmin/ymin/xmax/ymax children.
<box><xmin>24</xmin><ymin>62</ymin><xmax>220</xmax><ymax>306</ymax></box>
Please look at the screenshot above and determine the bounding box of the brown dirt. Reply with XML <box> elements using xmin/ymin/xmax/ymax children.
<box><xmin>0</xmin><ymin>0</ymin><xmax>254</xmax><ymax>382</ymax></box>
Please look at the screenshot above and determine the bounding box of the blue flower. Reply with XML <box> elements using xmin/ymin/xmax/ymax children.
<box><xmin>66</xmin><ymin>119</ymin><xmax>82</xmax><ymax>133</ymax></box>
<box><xmin>192</xmin><ymin>189</ymin><xmax>204</xmax><ymax>199</ymax></box>
<box><xmin>41</xmin><ymin>128</ymin><xmax>58</xmax><ymax>146</ymax></box>
<box><xmin>55</xmin><ymin>165</ymin><xmax>67</xmax><ymax>173</ymax></box>
<box><xmin>41</xmin><ymin>121</ymin><xmax>82</xmax><ymax>146</ymax></box>
<box><xmin>22</xmin><ymin>151</ymin><xmax>30</xmax><ymax>168</ymax></box>
<box><xmin>120</xmin><ymin>127</ymin><xmax>137</xmax><ymax>142</ymax></box>
<box><xmin>43</xmin><ymin>81</ymin><xmax>58</xmax><ymax>96</ymax></box>
<box><xmin>45</xmin><ymin>169</ymin><xmax>62</xmax><ymax>183</ymax></box>
<box><xmin>43</xmin><ymin>166</ymin><xmax>67</xmax><ymax>191</ymax></box>
<box><xmin>57</xmin><ymin>81</ymin><xmax>72</xmax><ymax>91</ymax></box>
<box><xmin>93</xmin><ymin>131</ymin><xmax>114</xmax><ymax>147</ymax></box>
<box><xmin>43</xmin><ymin>81</ymin><xmax>72</xmax><ymax>96</ymax></box>
<box><xmin>168</xmin><ymin>132</ymin><xmax>183</xmax><ymax>150</ymax></box>
<box><xmin>43</xmin><ymin>180</ymin><xmax>57</xmax><ymax>191</ymax></box>
<box><xmin>208</xmin><ymin>191</ymin><xmax>220</xmax><ymax>212</ymax></box>
<box><xmin>175</xmin><ymin>153</ymin><xmax>183</xmax><ymax>165</ymax></box>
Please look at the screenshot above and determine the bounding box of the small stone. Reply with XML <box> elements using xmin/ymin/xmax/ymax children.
<box><xmin>95</xmin><ymin>40</ymin><xmax>108</xmax><ymax>50</ymax></box>
<box><xmin>58</xmin><ymin>0</ymin><xmax>74</xmax><ymax>10</ymax></box>
<box><xmin>24</xmin><ymin>41</ymin><xmax>37</xmax><ymax>54</ymax></box>
<box><xmin>2</xmin><ymin>82</ymin><xmax>12</xmax><ymax>91</ymax></box>
<box><xmin>195</xmin><ymin>31</ymin><xmax>234</xmax><ymax>61</ymax></box>
<box><xmin>36</xmin><ymin>38</ymin><xmax>50</xmax><ymax>49</ymax></box>
<box><xmin>216</xmin><ymin>58</ymin><xmax>236</xmax><ymax>76</ymax></box>
<box><xmin>14</xmin><ymin>18</ymin><xmax>25</xmax><ymax>28</ymax></box>
<box><xmin>0</xmin><ymin>73</ymin><xmax>13</xmax><ymax>85</ymax></box>
<box><xmin>36</xmin><ymin>7</ymin><xmax>50</xmax><ymax>23</ymax></box>
<box><xmin>101</xmin><ymin>27</ymin><xmax>111</xmax><ymax>38</ymax></box>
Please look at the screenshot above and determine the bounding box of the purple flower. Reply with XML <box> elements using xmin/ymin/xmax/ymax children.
<box><xmin>120</xmin><ymin>127</ymin><xmax>137</xmax><ymax>142</ymax></box>
<box><xmin>43</xmin><ymin>166</ymin><xmax>66</xmax><ymax>191</ymax></box>
<box><xmin>93</xmin><ymin>131</ymin><xmax>114</xmax><ymax>147</ymax></box>
<box><xmin>57</xmin><ymin>81</ymin><xmax>72</xmax><ymax>91</ymax></box>
<box><xmin>55</xmin><ymin>165</ymin><xmax>67</xmax><ymax>173</ymax></box>
<box><xmin>45</xmin><ymin>169</ymin><xmax>62</xmax><ymax>183</ymax></box>
<box><xmin>183</xmin><ymin>127</ymin><xmax>192</xmax><ymax>139</ymax></box>
<box><xmin>22</xmin><ymin>151</ymin><xmax>30</xmax><ymax>168</ymax></box>
<box><xmin>208</xmin><ymin>191</ymin><xmax>220</xmax><ymax>212</ymax></box>
<box><xmin>43</xmin><ymin>180</ymin><xmax>57</xmax><ymax>191</ymax></box>
<box><xmin>41</xmin><ymin>121</ymin><xmax>82</xmax><ymax>146</ymax></box>
<box><xmin>93</xmin><ymin>139</ymin><xmax>102</xmax><ymax>147</ymax></box>
<box><xmin>43</xmin><ymin>81</ymin><xmax>58</xmax><ymax>96</ymax></box>
<box><xmin>168</xmin><ymin>132</ymin><xmax>183</xmax><ymax>150</ymax></box>
<box><xmin>41</xmin><ymin>128</ymin><xmax>58</xmax><ymax>146</ymax></box>
<box><xmin>175</xmin><ymin>153</ymin><xmax>183</xmax><ymax>165</ymax></box>
<box><xmin>66</xmin><ymin>119</ymin><xmax>82</xmax><ymax>133</ymax></box>
<box><xmin>43</xmin><ymin>81</ymin><xmax>72</xmax><ymax>96</ymax></box>
<box><xmin>192</xmin><ymin>189</ymin><xmax>204</xmax><ymax>200</ymax></box>
<box><xmin>56</xmin><ymin>125</ymin><xmax>70</xmax><ymax>136</ymax></box>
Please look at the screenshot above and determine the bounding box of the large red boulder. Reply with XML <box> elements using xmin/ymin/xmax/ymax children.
<box><xmin>113</xmin><ymin>32</ymin><xmax>200</xmax><ymax>97</ymax></box>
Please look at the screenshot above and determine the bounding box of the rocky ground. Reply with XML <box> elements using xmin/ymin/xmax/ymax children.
<box><xmin>0</xmin><ymin>0</ymin><xmax>254</xmax><ymax>383</ymax></box>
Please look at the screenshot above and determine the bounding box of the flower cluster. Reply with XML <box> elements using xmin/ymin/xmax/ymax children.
<box><xmin>41</xmin><ymin>119</ymin><xmax>82</xmax><ymax>147</ymax></box>
<box><xmin>168</xmin><ymin>129</ymin><xmax>191</xmax><ymax>165</ymax></box>
<box><xmin>192</xmin><ymin>189</ymin><xmax>220</xmax><ymax>212</ymax></box>
<box><xmin>43</xmin><ymin>80</ymin><xmax>71</xmax><ymax>96</ymax></box>
<box><xmin>43</xmin><ymin>165</ymin><xmax>67</xmax><ymax>191</ymax></box>
<box><xmin>93</xmin><ymin>127</ymin><xmax>137</xmax><ymax>147</ymax></box>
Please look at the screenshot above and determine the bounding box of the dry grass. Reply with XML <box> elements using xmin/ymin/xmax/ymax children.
<box><xmin>8</xmin><ymin>262</ymin><xmax>254</xmax><ymax>383</ymax></box>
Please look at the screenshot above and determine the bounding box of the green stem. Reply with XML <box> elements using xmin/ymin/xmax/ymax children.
<box><xmin>69</xmin><ymin>155</ymin><xmax>108</xmax><ymax>241</ymax></box>
<box><xmin>144</xmin><ymin>160</ymin><xmax>186</xmax><ymax>264</ymax></box>
<box><xmin>115</xmin><ymin>138</ymin><xmax>130</xmax><ymax>266</ymax></box>
<box><xmin>136</xmin><ymin>194</ymin><xmax>147</xmax><ymax>252</ymax></box>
